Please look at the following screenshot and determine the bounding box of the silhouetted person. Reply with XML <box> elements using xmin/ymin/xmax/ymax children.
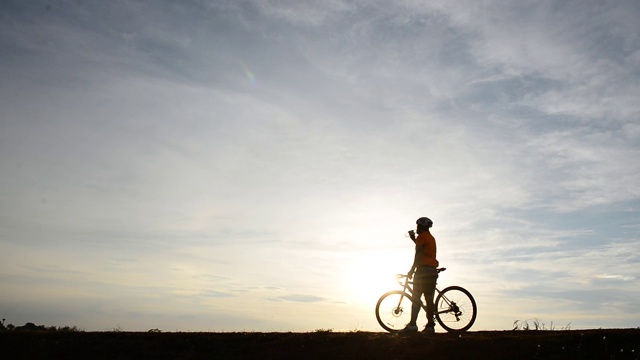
<box><xmin>401</xmin><ymin>217</ymin><xmax>439</xmax><ymax>334</ymax></box>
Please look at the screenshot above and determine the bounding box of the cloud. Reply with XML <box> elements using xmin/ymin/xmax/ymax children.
<box><xmin>594</xmin><ymin>274</ymin><xmax>636</xmax><ymax>282</ymax></box>
<box><xmin>271</xmin><ymin>294</ymin><xmax>326</xmax><ymax>303</ymax></box>
<box><xmin>1</xmin><ymin>0</ymin><xmax>639</xmax><ymax>331</ymax></box>
<box><xmin>253</xmin><ymin>0</ymin><xmax>355</xmax><ymax>26</ymax></box>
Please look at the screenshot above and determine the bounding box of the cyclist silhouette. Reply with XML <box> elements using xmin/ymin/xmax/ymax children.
<box><xmin>401</xmin><ymin>217</ymin><xmax>438</xmax><ymax>334</ymax></box>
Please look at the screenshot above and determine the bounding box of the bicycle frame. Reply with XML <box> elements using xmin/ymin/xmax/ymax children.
<box><xmin>395</xmin><ymin>272</ymin><xmax>461</xmax><ymax>320</ymax></box>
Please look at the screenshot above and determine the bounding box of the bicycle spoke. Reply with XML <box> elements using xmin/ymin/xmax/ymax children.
<box><xmin>435</xmin><ymin>286</ymin><xmax>477</xmax><ymax>332</ymax></box>
<box><xmin>375</xmin><ymin>291</ymin><xmax>414</xmax><ymax>332</ymax></box>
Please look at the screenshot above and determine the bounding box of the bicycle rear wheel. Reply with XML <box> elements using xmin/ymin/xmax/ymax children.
<box><xmin>375</xmin><ymin>290</ymin><xmax>414</xmax><ymax>332</ymax></box>
<box><xmin>435</xmin><ymin>286</ymin><xmax>477</xmax><ymax>332</ymax></box>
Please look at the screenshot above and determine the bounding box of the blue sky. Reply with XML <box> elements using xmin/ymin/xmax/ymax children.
<box><xmin>1</xmin><ymin>0</ymin><xmax>639</xmax><ymax>332</ymax></box>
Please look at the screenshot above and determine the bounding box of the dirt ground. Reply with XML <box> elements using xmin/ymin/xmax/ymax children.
<box><xmin>2</xmin><ymin>328</ymin><xmax>639</xmax><ymax>359</ymax></box>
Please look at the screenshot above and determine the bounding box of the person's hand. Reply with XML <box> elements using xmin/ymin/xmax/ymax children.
<box><xmin>408</xmin><ymin>230</ymin><xmax>416</xmax><ymax>241</ymax></box>
<box><xmin>407</xmin><ymin>268</ymin><xmax>415</xmax><ymax>279</ymax></box>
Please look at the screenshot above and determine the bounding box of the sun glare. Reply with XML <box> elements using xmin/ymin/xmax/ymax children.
<box><xmin>343</xmin><ymin>249</ymin><xmax>409</xmax><ymax>308</ymax></box>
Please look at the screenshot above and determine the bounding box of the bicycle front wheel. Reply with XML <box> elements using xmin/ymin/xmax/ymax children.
<box><xmin>435</xmin><ymin>286</ymin><xmax>477</xmax><ymax>332</ymax></box>
<box><xmin>375</xmin><ymin>290</ymin><xmax>414</xmax><ymax>332</ymax></box>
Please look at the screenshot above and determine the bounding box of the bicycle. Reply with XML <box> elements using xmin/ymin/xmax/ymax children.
<box><xmin>375</xmin><ymin>268</ymin><xmax>477</xmax><ymax>332</ymax></box>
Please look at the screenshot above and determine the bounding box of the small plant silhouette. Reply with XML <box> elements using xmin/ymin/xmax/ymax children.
<box><xmin>313</xmin><ymin>328</ymin><xmax>334</xmax><ymax>333</ymax></box>
<box><xmin>512</xmin><ymin>318</ymin><xmax>571</xmax><ymax>331</ymax></box>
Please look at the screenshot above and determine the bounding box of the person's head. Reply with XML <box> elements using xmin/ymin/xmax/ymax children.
<box><xmin>416</xmin><ymin>217</ymin><xmax>433</xmax><ymax>234</ymax></box>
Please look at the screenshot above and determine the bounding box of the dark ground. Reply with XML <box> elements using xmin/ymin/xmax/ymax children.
<box><xmin>2</xmin><ymin>329</ymin><xmax>639</xmax><ymax>359</ymax></box>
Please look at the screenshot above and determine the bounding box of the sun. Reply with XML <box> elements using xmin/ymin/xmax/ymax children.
<box><xmin>342</xmin><ymin>248</ymin><xmax>409</xmax><ymax>307</ymax></box>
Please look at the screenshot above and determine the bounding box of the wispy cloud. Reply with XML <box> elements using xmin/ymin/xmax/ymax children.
<box><xmin>270</xmin><ymin>294</ymin><xmax>326</xmax><ymax>303</ymax></box>
<box><xmin>1</xmin><ymin>0</ymin><xmax>639</xmax><ymax>331</ymax></box>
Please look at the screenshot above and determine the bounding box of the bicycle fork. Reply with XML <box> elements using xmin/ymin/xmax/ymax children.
<box><xmin>394</xmin><ymin>294</ymin><xmax>408</xmax><ymax>315</ymax></box>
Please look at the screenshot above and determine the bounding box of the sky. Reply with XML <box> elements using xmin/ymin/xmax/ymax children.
<box><xmin>1</xmin><ymin>0</ymin><xmax>639</xmax><ymax>332</ymax></box>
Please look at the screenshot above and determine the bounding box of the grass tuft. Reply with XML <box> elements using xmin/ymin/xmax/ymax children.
<box><xmin>512</xmin><ymin>318</ymin><xmax>571</xmax><ymax>331</ymax></box>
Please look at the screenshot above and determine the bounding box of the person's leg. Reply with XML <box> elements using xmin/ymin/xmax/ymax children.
<box><xmin>424</xmin><ymin>272</ymin><xmax>438</xmax><ymax>328</ymax></box>
<box><xmin>409</xmin><ymin>273</ymin><xmax>425</xmax><ymax>326</ymax></box>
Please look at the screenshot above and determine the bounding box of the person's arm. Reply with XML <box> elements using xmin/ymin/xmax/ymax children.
<box><xmin>408</xmin><ymin>234</ymin><xmax>424</xmax><ymax>278</ymax></box>
<box><xmin>413</xmin><ymin>245</ymin><xmax>424</xmax><ymax>268</ymax></box>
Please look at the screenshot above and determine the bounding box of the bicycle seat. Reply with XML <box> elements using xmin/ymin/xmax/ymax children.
<box><xmin>437</xmin><ymin>267</ymin><xmax>446</xmax><ymax>273</ymax></box>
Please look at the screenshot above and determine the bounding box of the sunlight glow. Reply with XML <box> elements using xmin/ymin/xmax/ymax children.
<box><xmin>343</xmin><ymin>249</ymin><xmax>409</xmax><ymax>308</ymax></box>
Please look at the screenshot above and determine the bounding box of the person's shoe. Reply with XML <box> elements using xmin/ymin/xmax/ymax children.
<box><xmin>422</xmin><ymin>326</ymin><xmax>435</xmax><ymax>334</ymax></box>
<box><xmin>399</xmin><ymin>324</ymin><xmax>419</xmax><ymax>333</ymax></box>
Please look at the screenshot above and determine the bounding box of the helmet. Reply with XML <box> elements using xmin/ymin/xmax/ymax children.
<box><xmin>416</xmin><ymin>217</ymin><xmax>433</xmax><ymax>228</ymax></box>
